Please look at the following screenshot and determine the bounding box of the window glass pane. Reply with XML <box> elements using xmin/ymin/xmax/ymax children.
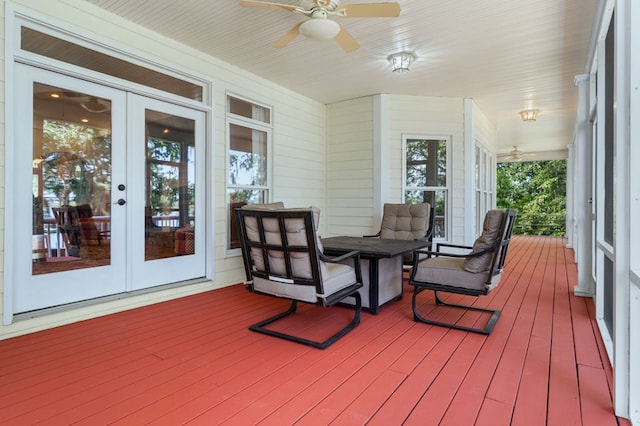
<box><xmin>21</xmin><ymin>27</ymin><xmax>203</xmax><ymax>101</ymax></box>
<box><xmin>405</xmin><ymin>189</ymin><xmax>447</xmax><ymax>239</ymax></box>
<box><xmin>405</xmin><ymin>139</ymin><xmax>446</xmax><ymax>187</ymax></box>
<box><xmin>228</xmin><ymin>97</ymin><xmax>270</xmax><ymax>123</ymax></box>
<box><xmin>229</xmin><ymin>123</ymin><xmax>268</xmax><ymax>186</ymax></box>
<box><xmin>475</xmin><ymin>146</ymin><xmax>481</xmax><ymax>189</ymax></box>
<box><xmin>227</xmin><ymin>189</ymin><xmax>268</xmax><ymax>250</ymax></box>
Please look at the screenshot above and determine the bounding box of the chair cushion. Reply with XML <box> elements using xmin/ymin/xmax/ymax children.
<box><xmin>253</xmin><ymin>261</ymin><xmax>356</xmax><ymax>303</ymax></box>
<box><xmin>414</xmin><ymin>256</ymin><xmax>501</xmax><ymax>292</ymax></box>
<box><xmin>379</xmin><ymin>203</ymin><xmax>430</xmax><ymax>240</ymax></box>
<box><xmin>464</xmin><ymin>210</ymin><xmax>504</xmax><ymax>273</ymax></box>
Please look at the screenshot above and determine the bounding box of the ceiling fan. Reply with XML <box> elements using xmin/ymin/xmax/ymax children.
<box><xmin>498</xmin><ymin>146</ymin><xmax>536</xmax><ymax>162</ymax></box>
<box><xmin>239</xmin><ymin>0</ymin><xmax>401</xmax><ymax>52</ymax></box>
<box><xmin>35</xmin><ymin>90</ymin><xmax>111</xmax><ymax>113</ymax></box>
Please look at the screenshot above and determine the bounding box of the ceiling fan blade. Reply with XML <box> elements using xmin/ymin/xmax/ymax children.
<box><xmin>334</xmin><ymin>26</ymin><xmax>359</xmax><ymax>53</ymax></box>
<box><xmin>273</xmin><ymin>22</ymin><xmax>302</xmax><ymax>48</ymax></box>
<box><xmin>239</xmin><ymin>0</ymin><xmax>301</xmax><ymax>13</ymax></box>
<box><xmin>336</xmin><ymin>2</ymin><xmax>401</xmax><ymax>18</ymax></box>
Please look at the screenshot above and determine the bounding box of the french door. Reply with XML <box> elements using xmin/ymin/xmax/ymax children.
<box><xmin>127</xmin><ymin>95</ymin><xmax>206</xmax><ymax>290</ymax></box>
<box><xmin>11</xmin><ymin>64</ymin><xmax>206</xmax><ymax>314</ymax></box>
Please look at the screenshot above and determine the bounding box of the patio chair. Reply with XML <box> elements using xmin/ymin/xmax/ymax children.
<box><xmin>236</xmin><ymin>206</ymin><xmax>363</xmax><ymax>349</ymax></box>
<box><xmin>365</xmin><ymin>203</ymin><xmax>435</xmax><ymax>266</ymax></box>
<box><xmin>408</xmin><ymin>209</ymin><xmax>517</xmax><ymax>335</ymax></box>
<box><xmin>51</xmin><ymin>206</ymin><xmax>81</xmax><ymax>256</ymax></box>
<box><xmin>76</xmin><ymin>204</ymin><xmax>109</xmax><ymax>245</ymax></box>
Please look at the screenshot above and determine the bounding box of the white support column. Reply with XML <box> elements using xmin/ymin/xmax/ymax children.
<box><xmin>628</xmin><ymin>0</ymin><xmax>640</xmax><ymax>421</ymax></box>
<box><xmin>573</xmin><ymin>74</ymin><xmax>594</xmax><ymax>297</ymax></box>
<box><xmin>612</xmin><ymin>0</ymin><xmax>631</xmax><ymax>417</ymax></box>
<box><xmin>463</xmin><ymin>99</ymin><xmax>475</xmax><ymax>245</ymax></box>
<box><xmin>373</xmin><ymin>95</ymin><xmax>390</xmax><ymax>224</ymax></box>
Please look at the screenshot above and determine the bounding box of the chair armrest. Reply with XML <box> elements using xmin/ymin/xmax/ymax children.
<box><xmin>320</xmin><ymin>250</ymin><xmax>360</xmax><ymax>264</ymax></box>
<box><xmin>412</xmin><ymin>249</ymin><xmax>467</xmax><ymax>259</ymax></box>
<box><xmin>435</xmin><ymin>242</ymin><xmax>473</xmax><ymax>251</ymax></box>
<box><xmin>363</xmin><ymin>231</ymin><xmax>381</xmax><ymax>238</ymax></box>
<box><xmin>413</xmin><ymin>244</ymin><xmax>493</xmax><ymax>261</ymax></box>
<box><xmin>411</xmin><ymin>242</ymin><xmax>470</xmax><ymax>258</ymax></box>
<box><xmin>320</xmin><ymin>250</ymin><xmax>362</xmax><ymax>284</ymax></box>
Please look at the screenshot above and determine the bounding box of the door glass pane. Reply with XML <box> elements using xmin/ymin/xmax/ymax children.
<box><xmin>145</xmin><ymin>110</ymin><xmax>196</xmax><ymax>261</ymax></box>
<box><xmin>32</xmin><ymin>83</ymin><xmax>112</xmax><ymax>275</ymax></box>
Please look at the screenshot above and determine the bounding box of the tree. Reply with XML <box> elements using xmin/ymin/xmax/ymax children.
<box><xmin>41</xmin><ymin>120</ymin><xmax>111</xmax><ymax>214</ymax></box>
<box><xmin>497</xmin><ymin>160</ymin><xmax>566</xmax><ymax>236</ymax></box>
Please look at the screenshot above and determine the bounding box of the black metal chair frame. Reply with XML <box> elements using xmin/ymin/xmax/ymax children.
<box><xmin>236</xmin><ymin>208</ymin><xmax>363</xmax><ymax>349</ymax></box>
<box><xmin>408</xmin><ymin>209</ymin><xmax>517</xmax><ymax>335</ymax></box>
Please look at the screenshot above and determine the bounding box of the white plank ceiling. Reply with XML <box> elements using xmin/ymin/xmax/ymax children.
<box><xmin>81</xmin><ymin>0</ymin><xmax>598</xmax><ymax>159</ymax></box>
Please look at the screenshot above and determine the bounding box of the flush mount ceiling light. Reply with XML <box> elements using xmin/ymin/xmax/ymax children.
<box><xmin>519</xmin><ymin>109</ymin><xmax>539</xmax><ymax>122</ymax></box>
<box><xmin>388</xmin><ymin>52</ymin><xmax>415</xmax><ymax>73</ymax></box>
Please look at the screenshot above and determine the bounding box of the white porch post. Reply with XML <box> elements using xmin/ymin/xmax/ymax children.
<box><xmin>373</xmin><ymin>95</ymin><xmax>390</xmax><ymax>224</ymax></box>
<box><xmin>573</xmin><ymin>74</ymin><xmax>593</xmax><ymax>297</ymax></box>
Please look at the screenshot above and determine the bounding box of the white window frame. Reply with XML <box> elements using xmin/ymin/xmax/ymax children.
<box><xmin>475</xmin><ymin>143</ymin><xmax>495</xmax><ymax>236</ymax></box>
<box><xmin>401</xmin><ymin>134</ymin><xmax>451</xmax><ymax>241</ymax></box>
<box><xmin>225</xmin><ymin>93</ymin><xmax>273</xmax><ymax>254</ymax></box>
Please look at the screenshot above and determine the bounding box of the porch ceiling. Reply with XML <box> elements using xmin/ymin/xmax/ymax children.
<box><xmin>81</xmin><ymin>0</ymin><xmax>597</xmax><ymax>159</ymax></box>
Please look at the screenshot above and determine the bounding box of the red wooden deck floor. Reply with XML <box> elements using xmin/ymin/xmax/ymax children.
<box><xmin>0</xmin><ymin>236</ymin><xmax>630</xmax><ymax>425</ymax></box>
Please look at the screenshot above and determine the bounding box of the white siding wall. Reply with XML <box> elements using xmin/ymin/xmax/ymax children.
<box><xmin>0</xmin><ymin>0</ymin><xmax>325</xmax><ymax>338</ymax></box>
<box><xmin>271</xmin><ymin>95</ymin><xmax>325</xmax><ymax>215</ymax></box>
<box><xmin>472</xmin><ymin>102</ymin><xmax>498</xmax><ymax>154</ymax></box>
<box><xmin>325</xmin><ymin>97</ymin><xmax>375</xmax><ymax>237</ymax></box>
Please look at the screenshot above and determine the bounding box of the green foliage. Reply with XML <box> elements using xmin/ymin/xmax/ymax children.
<box><xmin>497</xmin><ymin>160</ymin><xmax>566</xmax><ymax>236</ymax></box>
<box><xmin>41</xmin><ymin>120</ymin><xmax>111</xmax><ymax>214</ymax></box>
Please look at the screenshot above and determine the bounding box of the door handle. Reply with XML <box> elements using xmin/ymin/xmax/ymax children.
<box><xmin>116</xmin><ymin>199</ymin><xmax>126</xmax><ymax>206</ymax></box>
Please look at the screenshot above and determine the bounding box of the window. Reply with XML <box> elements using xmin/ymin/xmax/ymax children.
<box><xmin>21</xmin><ymin>27</ymin><xmax>205</xmax><ymax>101</ymax></box>
<box><xmin>226</xmin><ymin>95</ymin><xmax>272</xmax><ymax>250</ymax></box>
<box><xmin>403</xmin><ymin>135</ymin><xmax>449</xmax><ymax>239</ymax></box>
<box><xmin>475</xmin><ymin>143</ymin><xmax>495</xmax><ymax>235</ymax></box>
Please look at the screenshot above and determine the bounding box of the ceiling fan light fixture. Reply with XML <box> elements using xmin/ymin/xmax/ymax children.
<box><xmin>388</xmin><ymin>52</ymin><xmax>414</xmax><ymax>73</ymax></box>
<box><xmin>81</xmin><ymin>97</ymin><xmax>110</xmax><ymax>113</ymax></box>
<box><xmin>299</xmin><ymin>19</ymin><xmax>340</xmax><ymax>40</ymax></box>
<box><xmin>519</xmin><ymin>109</ymin><xmax>539</xmax><ymax>122</ymax></box>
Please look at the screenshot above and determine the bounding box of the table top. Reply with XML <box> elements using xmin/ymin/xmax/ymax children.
<box><xmin>321</xmin><ymin>236</ymin><xmax>430</xmax><ymax>258</ymax></box>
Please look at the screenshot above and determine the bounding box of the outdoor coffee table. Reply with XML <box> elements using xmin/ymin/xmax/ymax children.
<box><xmin>321</xmin><ymin>236</ymin><xmax>431</xmax><ymax>314</ymax></box>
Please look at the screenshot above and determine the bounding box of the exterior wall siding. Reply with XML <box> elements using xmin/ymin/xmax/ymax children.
<box><xmin>325</xmin><ymin>97</ymin><xmax>375</xmax><ymax>237</ymax></box>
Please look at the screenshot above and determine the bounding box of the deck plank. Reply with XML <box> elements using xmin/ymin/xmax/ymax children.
<box><xmin>0</xmin><ymin>236</ymin><xmax>627</xmax><ymax>425</ymax></box>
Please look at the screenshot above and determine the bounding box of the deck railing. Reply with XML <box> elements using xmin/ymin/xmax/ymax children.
<box><xmin>512</xmin><ymin>212</ymin><xmax>566</xmax><ymax>236</ymax></box>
